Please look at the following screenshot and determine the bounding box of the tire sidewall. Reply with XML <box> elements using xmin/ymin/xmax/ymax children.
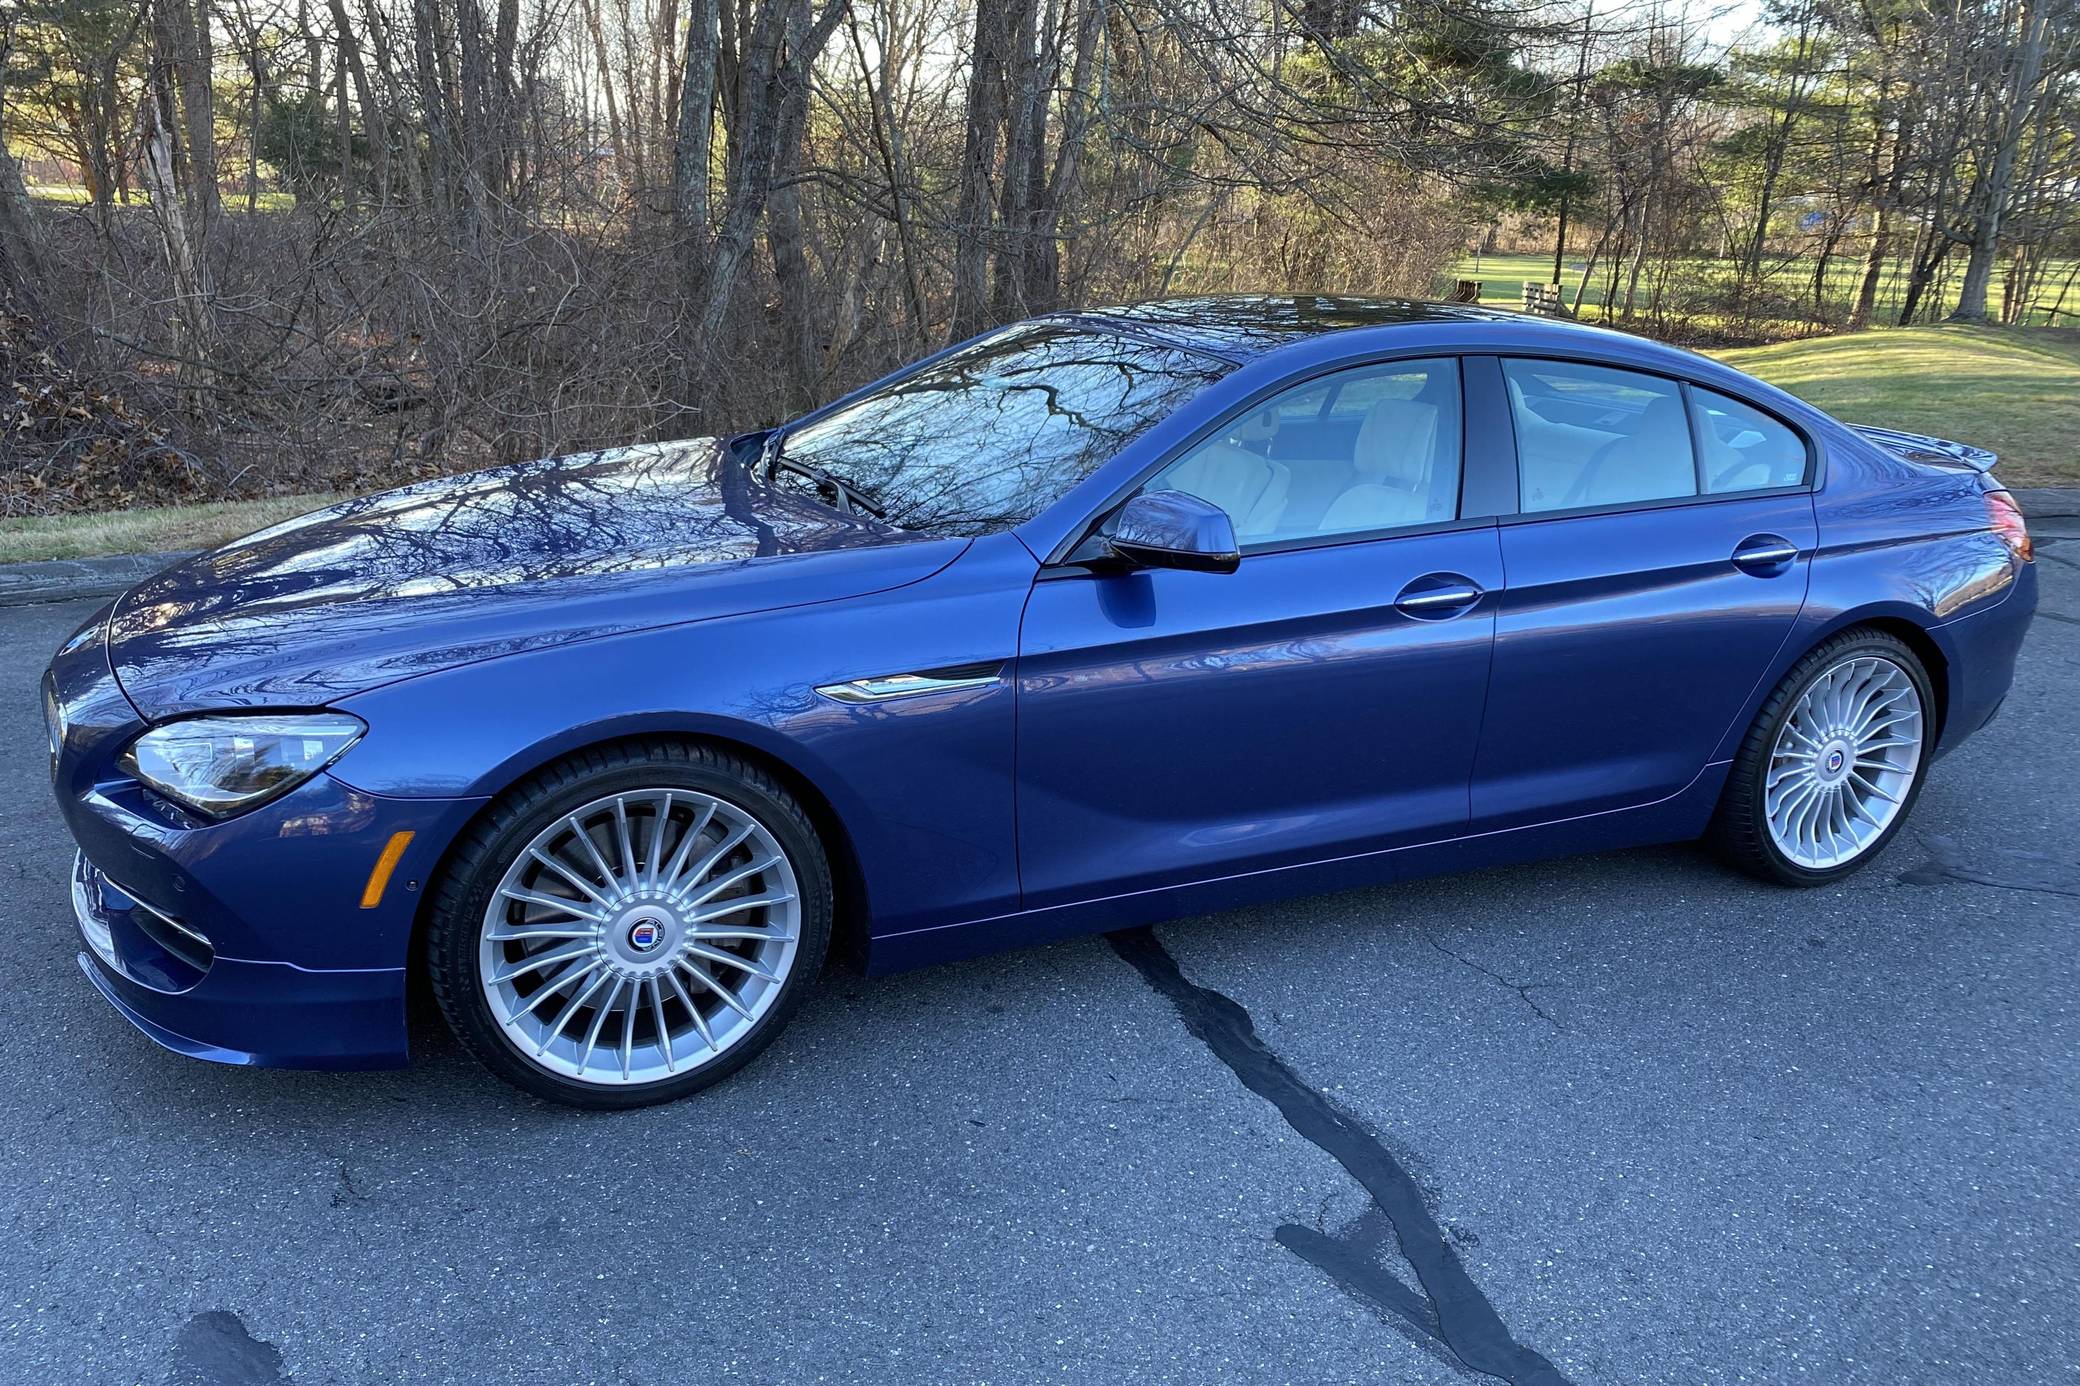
<box><xmin>429</xmin><ymin>751</ymin><xmax>832</xmax><ymax>1109</ymax></box>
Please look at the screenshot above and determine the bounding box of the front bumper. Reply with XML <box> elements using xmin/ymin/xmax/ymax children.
<box><xmin>72</xmin><ymin>850</ymin><xmax>412</xmax><ymax>1069</ymax></box>
<box><xmin>47</xmin><ymin>598</ymin><xmax>490</xmax><ymax>1072</ymax></box>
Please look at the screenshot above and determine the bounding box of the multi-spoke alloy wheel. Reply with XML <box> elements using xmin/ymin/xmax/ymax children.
<box><xmin>427</xmin><ymin>742</ymin><xmax>831</xmax><ymax>1108</ymax></box>
<box><xmin>1763</xmin><ymin>656</ymin><xmax>1923</xmax><ymax>870</ymax></box>
<box><xmin>1712</xmin><ymin>630</ymin><xmax>1934</xmax><ymax>886</ymax></box>
<box><xmin>480</xmin><ymin>789</ymin><xmax>802</xmax><ymax>1086</ymax></box>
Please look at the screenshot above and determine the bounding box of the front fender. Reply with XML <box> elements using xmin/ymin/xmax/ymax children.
<box><xmin>330</xmin><ymin>534</ymin><xmax>1039</xmax><ymax>936</ymax></box>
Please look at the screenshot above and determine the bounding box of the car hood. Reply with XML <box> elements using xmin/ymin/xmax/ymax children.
<box><xmin>106</xmin><ymin>439</ymin><xmax>959</xmax><ymax>717</ymax></box>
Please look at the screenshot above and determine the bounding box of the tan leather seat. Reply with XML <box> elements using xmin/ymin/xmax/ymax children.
<box><xmin>1566</xmin><ymin>395</ymin><xmax>1693</xmax><ymax>508</ymax></box>
<box><xmin>1316</xmin><ymin>399</ymin><xmax>1439</xmax><ymax>534</ymax></box>
<box><xmin>1163</xmin><ymin>440</ymin><xmax>1291</xmax><ymax>540</ymax></box>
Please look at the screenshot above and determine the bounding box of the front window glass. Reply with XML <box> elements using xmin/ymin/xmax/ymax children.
<box><xmin>1694</xmin><ymin>387</ymin><xmax>1808</xmax><ymax>493</ymax></box>
<box><xmin>1503</xmin><ymin>359</ymin><xmax>1697</xmax><ymax>513</ymax></box>
<box><xmin>771</xmin><ymin>324</ymin><xmax>1231</xmax><ymax>537</ymax></box>
<box><xmin>1140</xmin><ymin>358</ymin><xmax>1462</xmax><ymax>546</ymax></box>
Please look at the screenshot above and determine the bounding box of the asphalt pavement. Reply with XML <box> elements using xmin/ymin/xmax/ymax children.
<box><xmin>1</xmin><ymin>522</ymin><xmax>2075</xmax><ymax>1385</ymax></box>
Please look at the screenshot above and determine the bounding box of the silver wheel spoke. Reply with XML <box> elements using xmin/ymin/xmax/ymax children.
<box><xmin>640</xmin><ymin>793</ymin><xmax>671</xmax><ymax>890</ymax></box>
<box><xmin>490</xmin><ymin>938</ymin><xmax>595</xmax><ymax>984</ymax></box>
<box><xmin>1763</xmin><ymin>654</ymin><xmax>1922</xmax><ymax>871</ymax></box>
<box><xmin>664</xmin><ymin>969</ymin><xmax>718</xmax><ymax>1052</ymax></box>
<box><xmin>684</xmin><ymin>855</ymin><xmax>781</xmax><ymax>911</ymax></box>
<box><xmin>684</xmin><ymin>940</ymin><xmax>782</xmax><ymax>982</ymax></box>
<box><xmin>678</xmin><ymin>959</ymin><xmax>754</xmax><ymax>1020</ymax></box>
<box><xmin>668</xmin><ymin>821</ymin><xmax>756</xmax><ymax>897</ymax></box>
<box><xmin>510</xmin><ymin>957</ymin><xmax>599</xmax><ymax>1020</ymax></box>
<box><xmin>612</xmin><ymin>797</ymin><xmax>640</xmax><ymax>882</ymax></box>
<box><xmin>541</xmin><ymin>967</ymin><xmax>614</xmax><ymax>1056</ymax></box>
<box><xmin>577</xmin><ymin>977</ymin><xmax>625</xmax><ymax>1070</ymax></box>
<box><xmin>689</xmin><ymin>890</ymin><xmax>796</xmax><ymax>925</ymax></box>
<box><xmin>499</xmin><ymin>888</ymin><xmax>605</xmax><ymax>923</ymax></box>
<box><xmin>528</xmin><ymin>848</ymin><xmax>614</xmax><ymax>908</ymax></box>
<box><xmin>487</xmin><ymin>923</ymin><xmax>597</xmax><ymax>943</ymax></box>
<box><xmin>479</xmin><ymin>786</ymin><xmax>802</xmax><ymax>1087</ymax></box>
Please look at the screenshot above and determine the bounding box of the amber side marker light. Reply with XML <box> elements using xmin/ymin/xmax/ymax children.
<box><xmin>360</xmin><ymin>831</ymin><xmax>416</xmax><ymax>909</ymax></box>
<box><xmin>1987</xmin><ymin>489</ymin><xmax>2034</xmax><ymax>564</ymax></box>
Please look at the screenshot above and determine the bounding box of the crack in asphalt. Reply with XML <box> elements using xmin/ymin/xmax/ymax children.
<box><xmin>1897</xmin><ymin>833</ymin><xmax>2080</xmax><ymax>900</ymax></box>
<box><xmin>1424</xmin><ymin>932</ymin><xmax>1567</xmax><ymax>1033</ymax></box>
<box><xmin>1108</xmin><ymin>926</ymin><xmax>1573</xmax><ymax>1386</ymax></box>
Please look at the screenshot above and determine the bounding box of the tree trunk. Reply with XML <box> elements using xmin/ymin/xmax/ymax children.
<box><xmin>673</xmin><ymin>0</ymin><xmax>721</xmax><ymax>247</ymax></box>
<box><xmin>1848</xmin><ymin>120</ymin><xmax>1898</xmax><ymax>331</ymax></box>
<box><xmin>0</xmin><ymin>133</ymin><xmax>46</xmax><ymax>312</ymax></box>
<box><xmin>690</xmin><ymin>0</ymin><xmax>843</xmax><ymax>344</ymax></box>
<box><xmin>989</xmin><ymin>0</ymin><xmax>1043</xmax><ymax>321</ymax></box>
<box><xmin>949</xmin><ymin>0</ymin><xmax>1011</xmax><ymax>341</ymax></box>
<box><xmin>1950</xmin><ymin>0</ymin><xmax>2050</xmax><ymax>322</ymax></box>
<box><xmin>328</xmin><ymin>0</ymin><xmax>391</xmax><ymax>202</ymax></box>
<box><xmin>154</xmin><ymin>0</ymin><xmax>219</xmax><ymax>241</ymax></box>
<box><xmin>139</xmin><ymin>63</ymin><xmax>217</xmax><ymax>408</ymax></box>
<box><xmin>583</xmin><ymin>0</ymin><xmax>637</xmax><ymax>195</ymax></box>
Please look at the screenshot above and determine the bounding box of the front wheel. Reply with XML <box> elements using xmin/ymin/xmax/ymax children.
<box><xmin>424</xmin><ymin>740</ymin><xmax>832</xmax><ymax>1108</ymax></box>
<box><xmin>1710</xmin><ymin>629</ymin><xmax>1935</xmax><ymax>886</ymax></box>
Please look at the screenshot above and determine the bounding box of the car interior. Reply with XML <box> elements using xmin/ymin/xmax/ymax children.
<box><xmin>1140</xmin><ymin>357</ymin><xmax>1808</xmax><ymax>542</ymax></box>
<box><xmin>1503</xmin><ymin>360</ymin><xmax>1697</xmax><ymax>513</ymax></box>
<box><xmin>1143</xmin><ymin>361</ymin><xmax>1464</xmax><ymax>545</ymax></box>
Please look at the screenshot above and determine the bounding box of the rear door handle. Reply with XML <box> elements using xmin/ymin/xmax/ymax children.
<box><xmin>1394</xmin><ymin>575</ymin><xmax>1484</xmax><ymax>618</ymax></box>
<box><xmin>1731</xmin><ymin>534</ymin><xmax>1799</xmax><ymax>574</ymax></box>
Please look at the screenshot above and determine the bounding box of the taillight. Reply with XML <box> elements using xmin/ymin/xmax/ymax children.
<box><xmin>1986</xmin><ymin>489</ymin><xmax>2033</xmax><ymax>563</ymax></box>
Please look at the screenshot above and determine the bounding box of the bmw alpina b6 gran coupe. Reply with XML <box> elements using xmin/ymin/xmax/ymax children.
<box><xmin>47</xmin><ymin>297</ymin><xmax>2037</xmax><ymax>1107</ymax></box>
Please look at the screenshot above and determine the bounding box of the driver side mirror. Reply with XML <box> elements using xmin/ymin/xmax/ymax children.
<box><xmin>1106</xmin><ymin>490</ymin><xmax>1241</xmax><ymax>575</ymax></box>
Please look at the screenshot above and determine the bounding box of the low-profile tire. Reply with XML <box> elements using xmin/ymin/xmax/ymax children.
<box><xmin>424</xmin><ymin>738</ymin><xmax>832</xmax><ymax>1109</ymax></box>
<box><xmin>1710</xmin><ymin>627</ymin><xmax>1936</xmax><ymax>887</ymax></box>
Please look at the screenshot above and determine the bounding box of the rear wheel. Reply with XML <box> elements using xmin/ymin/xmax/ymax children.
<box><xmin>424</xmin><ymin>740</ymin><xmax>831</xmax><ymax>1108</ymax></box>
<box><xmin>1711</xmin><ymin>629</ymin><xmax>1934</xmax><ymax>886</ymax></box>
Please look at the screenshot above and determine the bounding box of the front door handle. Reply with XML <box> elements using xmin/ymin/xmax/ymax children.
<box><xmin>1394</xmin><ymin>575</ymin><xmax>1484</xmax><ymax>618</ymax></box>
<box><xmin>1731</xmin><ymin>534</ymin><xmax>1800</xmax><ymax>575</ymax></box>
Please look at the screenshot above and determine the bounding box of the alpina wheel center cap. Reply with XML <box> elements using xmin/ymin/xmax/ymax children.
<box><xmin>610</xmin><ymin>906</ymin><xmax>680</xmax><ymax>974</ymax></box>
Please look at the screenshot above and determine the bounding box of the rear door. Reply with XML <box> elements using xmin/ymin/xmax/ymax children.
<box><xmin>1470</xmin><ymin>358</ymin><xmax>1818</xmax><ymax>831</ymax></box>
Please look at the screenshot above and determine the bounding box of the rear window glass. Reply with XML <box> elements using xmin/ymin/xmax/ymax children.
<box><xmin>1503</xmin><ymin>360</ymin><xmax>1696</xmax><ymax>513</ymax></box>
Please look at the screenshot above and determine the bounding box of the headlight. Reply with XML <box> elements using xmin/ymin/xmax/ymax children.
<box><xmin>119</xmin><ymin>713</ymin><xmax>366</xmax><ymax>817</ymax></box>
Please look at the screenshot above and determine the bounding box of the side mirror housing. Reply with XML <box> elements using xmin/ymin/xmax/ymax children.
<box><xmin>1106</xmin><ymin>490</ymin><xmax>1241</xmax><ymax>575</ymax></box>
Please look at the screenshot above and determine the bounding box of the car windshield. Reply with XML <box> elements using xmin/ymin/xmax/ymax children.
<box><xmin>767</xmin><ymin>323</ymin><xmax>1233</xmax><ymax>537</ymax></box>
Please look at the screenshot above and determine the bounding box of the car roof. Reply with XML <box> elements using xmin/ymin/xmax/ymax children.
<box><xmin>1048</xmin><ymin>294</ymin><xmax>1618</xmax><ymax>364</ymax></box>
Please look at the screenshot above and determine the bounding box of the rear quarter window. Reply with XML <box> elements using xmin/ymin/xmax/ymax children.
<box><xmin>1693</xmin><ymin>388</ymin><xmax>1809</xmax><ymax>493</ymax></box>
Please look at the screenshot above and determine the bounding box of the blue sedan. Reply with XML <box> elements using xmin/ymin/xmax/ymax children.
<box><xmin>45</xmin><ymin>297</ymin><xmax>2038</xmax><ymax>1107</ymax></box>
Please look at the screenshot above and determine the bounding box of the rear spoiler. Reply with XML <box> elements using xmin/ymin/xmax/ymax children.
<box><xmin>1850</xmin><ymin>424</ymin><xmax>1998</xmax><ymax>474</ymax></box>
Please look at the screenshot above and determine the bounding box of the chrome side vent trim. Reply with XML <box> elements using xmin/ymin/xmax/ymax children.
<box><xmin>815</xmin><ymin>662</ymin><xmax>1005</xmax><ymax>705</ymax></box>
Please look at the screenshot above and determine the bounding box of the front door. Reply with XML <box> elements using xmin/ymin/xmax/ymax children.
<box><xmin>1014</xmin><ymin>356</ymin><xmax>1503</xmax><ymax>909</ymax></box>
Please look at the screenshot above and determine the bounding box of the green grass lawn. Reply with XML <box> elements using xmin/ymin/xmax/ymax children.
<box><xmin>1709</xmin><ymin>325</ymin><xmax>2080</xmax><ymax>486</ymax></box>
<box><xmin>1447</xmin><ymin>251</ymin><xmax>2078</xmax><ymax>329</ymax></box>
<box><xmin>0</xmin><ymin>493</ymin><xmax>337</xmax><ymax>565</ymax></box>
<box><xmin>28</xmin><ymin>184</ymin><xmax>302</xmax><ymax>212</ymax></box>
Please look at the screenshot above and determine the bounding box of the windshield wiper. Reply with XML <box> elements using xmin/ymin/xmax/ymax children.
<box><xmin>758</xmin><ymin>429</ymin><xmax>887</xmax><ymax>518</ymax></box>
